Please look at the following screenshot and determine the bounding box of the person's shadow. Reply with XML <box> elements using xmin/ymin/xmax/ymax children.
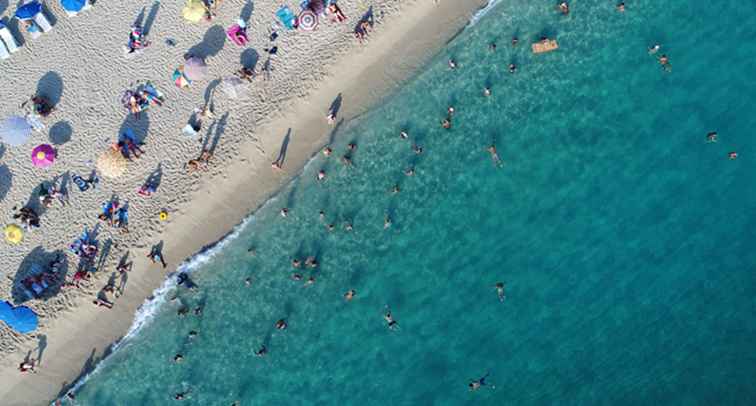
<box><xmin>273</xmin><ymin>128</ymin><xmax>291</xmax><ymax>167</ymax></box>
<box><xmin>328</xmin><ymin>93</ymin><xmax>343</xmax><ymax>118</ymax></box>
<box><xmin>36</xmin><ymin>334</ymin><xmax>47</xmax><ymax>365</ymax></box>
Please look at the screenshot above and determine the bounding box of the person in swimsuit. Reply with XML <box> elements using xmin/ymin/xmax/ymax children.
<box><xmin>255</xmin><ymin>345</ymin><xmax>267</xmax><ymax>357</ymax></box>
<box><xmin>488</xmin><ymin>145</ymin><xmax>503</xmax><ymax>167</ymax></box>
<box><xmin>495</xmin><ymin>282</ymin><xmax>506</xmax><ymax>302</ymax></box>
<box><xmin>558</xmin><ymin>2</ymin><xmax>569</xmax><ymax>15</ymax></box>
<box><xmin>706</xmin><ymin>132</ymin><xmax>718</xmax><ymax>143</ymax></box>
<box><xmin>174</xmin><ymin>354</ymin><xmax>184</xmax><ymax>363</ymax></box>
<box><xmin>276</xmin><ymin>319</ymin><xmax>288</xmax><ymax>330</ymax></box>
<box><xmin>469</xmin><ymin>372</ymin><xmax>491</xmax><ymax>391</ymax></box>
<box><xmin>384</xmin><ymin>307</ymin><xmax>398</xmax><ymax>330</ymax></box>
<box><xmin>280</xmin><ymin>208</ymin><xmax>289</xmax><ymax>217</ymax></box>
<box><xmin>344</xmin><ymin>289</ymin><xmax>356</xmax><ymax>301</ymax></box>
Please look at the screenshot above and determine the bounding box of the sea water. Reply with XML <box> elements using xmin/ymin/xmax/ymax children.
<box><xmin>70</xmin><ymin>1</ymin><xmax>756</xmax><ymax>404</ymax></box>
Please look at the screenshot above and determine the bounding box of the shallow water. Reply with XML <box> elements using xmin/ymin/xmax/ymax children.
<box><xmin>71</xmin><ymin>1</ymin><xmax>756</xmax><ymax>404</ymax></box>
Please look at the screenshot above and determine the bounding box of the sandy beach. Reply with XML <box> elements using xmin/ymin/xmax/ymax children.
<box><xmin>0</xmin><ymin>0</ymin><xmax>486</xmax><ymax>403</ymax></box>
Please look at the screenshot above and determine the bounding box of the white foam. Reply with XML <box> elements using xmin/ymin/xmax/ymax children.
<box><xmin>469</xmin><ymin>0</ymin><xmax>503</xmax><ymax>26</ymax></box>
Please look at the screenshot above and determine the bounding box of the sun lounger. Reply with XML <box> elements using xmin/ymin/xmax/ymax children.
<box><xmin>33</xmin><ymin>10</ymin><xmax>53</xmax><ymax>32</ymax></box>
<box><xmin>532</xmin><ymin>39</ymin><xmax>558</xmax><ymax>54</ymax></box>
<box><xmin>0</xmin><ymin>22</ymin><xmax>20</xmax><ymax>53</ymax></box>
<box><xmin>0</xmin><ymin>41</ymin><xmax>9</xmax><ymax>60</ymax></box>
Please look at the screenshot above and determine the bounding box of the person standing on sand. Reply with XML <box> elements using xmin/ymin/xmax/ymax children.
<box><xmin>148</xmin><ymin>245</ymin><xmax>168</xmax><ymax>268</ymax></box>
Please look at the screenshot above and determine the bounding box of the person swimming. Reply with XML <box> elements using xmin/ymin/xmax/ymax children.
<box><xmin>706</xmin><ymin>132</ymin><xmax>718</xmax><ymax>143</ymax></box>
<box><xmin>509</xmin><ymin>63</ymin><xmax>516</xmax><ymax>74</ymax></box>
<box><xmin>384</xmin><ymin>308</ymin><xmax>398</xmax><ymax>330</ymax></box>
<box><xmin>400</xmin><ymin>130</ymin><xmax>409</xmax><ymax>139</ymax></box>
<box><xmin>291</xmin><ymin>273</ymin><xmax>303</xmax><ymax>281</ymax></box>
<box><xmin>442</xmin><ymin>118</ymin><xmax>452</xmax><ymax>129</ymax></box>
<box><xmin>488</xmin><ymin>42</ymin><xmax>496</xmax><ymax>52</ymax></box>
<box><xmin>305</xmin><ymin>276</ymin><xmax>316</xmax><ymax>286</ymax></box>
<box><xmin>648</xmin><ymin>44</ymin><xmax>660</xmax><ymax>54</ymax></box>
<box><xmin>495</xmin><ymin>282</ymin><xmax>506</xmax><ymax>302</ymax></box>
<box><xmin>188</xmin><ymin>330</ymin><xmax>199</xmax><ymax>339</ymax></box>
<box><xmin>616</xmin><ymin>2</ymin><xmax>625</xmax><ymax>12</ymax></box>
<box><xmin>255</xmin><ymin>345</ymin><xmax>267</xmax><ymax>357</ymax></box>
<box><xmin>347</xmin><ymin>142</ymin><xmax>357</xmax><ymax>151</ymax></box>
<box><xmin>344</xmin><ymin>289</ymin><xmax>356</xmax><ymax>301</ymax></box>
<box><xmin>245</xmin><ymin>277</ymin><xmax>252</xmax><ymax>286</ymax></box>
<box><xmin>483</xmin><ymin>87</ymin><xmax>491</xmax><ymax>97</ymax></box>
<box><xmin>391</xmin><ymin>184</ymin><xmax>400</xmax><ymax>194</ymax></box>
<box><xmin>174</xmin><ymin>354</ymin><xmax>184</xmax><ymax>363</ymax></box>
<box><xmin>659</xmin><ymin>54</ymin><xmax>671</xmax><ymax>70</ymax></box>
<box><xmin>305</xmin><ymin>256</ymin><xmax>318</xmax><ymax>268</ymax></box>
<box><xmin>469</xmin><ymin>372</ymin><xmax>491</xmax><ymax>391</ymax></box>
<box><xmin>344</xmin><ymin>222</ymin><xmax>353</xmax><ymax>231</ymax></box>
<box><xmin>448</xmin><ymin>59</ymin><xmax>457</xmax><ymax>69</ymax></box>
<box><xmin>405</xmin><ymin>167</ymin><xmax>415</xmax><ymax>176</ymax></box>
<box><xmin>292</xmin><ymin>258</ymin><xmax>302</xmax><ymax>268</ymax></box>
<box><xmin>488</xmin><ymin>145</ymin><xmax>503</xmax><ymax>167</ymax></box>
<box><xmin>317</xmin><ymin>169</ymin><xmax>327</xmax><ymax>181</ymax></box>
<box><xmin>413</xmin><ymin>144</ymin><xmax>424</xmax><ymax>154</ymax></box>
<box><xmin>558</xmin><ymin>2</ymin><xmax>569</xmax><ymax>15</ymax></box>
<box><xmin>275</xmin><ymin>319</ymin><xmax>288</xmax><ymax>330</ymax></box>
<box><xmin>729</xmin><ymin>151</ymin><xmax>738</xmax><ymax>160</ymax></box>
<box><xmin>323</xmin><ymin>146</ymin><xmax>332</xmax><ymax>156</ymax></box>
<box><xmin>280</xmin><ymin>207</ymin><xmax>289</xmax><ymax>217</ymax></box>
<box><xmin>384</xmin><ymin>215</ymin><xmax>392</xmax><ymax>229</ymax></box>
<box><xmin>511</xmin><ymin>36</ymin><xmax>518</xmax><ymax>46</ymax></box>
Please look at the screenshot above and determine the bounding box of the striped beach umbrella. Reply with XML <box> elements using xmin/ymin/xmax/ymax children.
<box><xmin>298</xmin><ymin>10</ymin><xmax>318</xmax><ymax>31</ymax></box>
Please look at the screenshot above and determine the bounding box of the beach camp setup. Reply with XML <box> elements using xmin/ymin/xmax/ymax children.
<box><xmin>60</xmin><ymin>0</ymin><xmax>92</xmax><ymax>17</ymax></box>
<box><xmin>15</xmin><ymin>1</ymin><xmax>53</xmax><ymax>40</ymax></box>
<box><xmin>532</xmin><ymin>38</ymin><xmax>559</xmax><ymax>54</ymax></box>
<box><xmin>0</xmin><ymin>301</ymin><xmax>38</xmax><ymax>333</ymax></box>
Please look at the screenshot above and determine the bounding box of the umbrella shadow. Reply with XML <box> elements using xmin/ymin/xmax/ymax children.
<box><xmin>119</xmin><ymin>111</ymin><xmax>150</xmax><ymax>144</ymax></box>
<box><xmin>0</xmin><ymin>0</ymin><xmax>7</xmax><ymax>16</ymax></box>
<box><xmin>11</xmin><ymin>247</ymin><xmax>68</xmax><ymax>304</ymax></box>
<box><xmin>241</xmin><ymin>48</ymin><xmax>259</xmax><ymax>70</ymax></box>
<box><xmin>48</xmin><ymin>121</ymin><xmax>72</xmax><ymax>145</ymax></box>
<box><xmin>187</xmin><ymin>24</ymin><xmax>226</xmax><ymax>59</ymax></box>
<box><xmin>36</xmin><ymin>71</ymin><xmax>63</xmax><ymax>108</ymax></box>
<box><xmin>0</xmin><ymin>165</ymin><xmax>11</xmax><ymax>203</ymax></box>
<box><xmin>143</xmin><ymin>1</ymin><xmax>160</xmax><ymax>35</ymax></box>
<box><xmin>240</xmin><ymin>0</ymin><xmax>254</xmax><ymax>21</ymax></box>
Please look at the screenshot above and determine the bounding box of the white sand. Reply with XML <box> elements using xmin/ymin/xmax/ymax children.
<box><xmin>0</xmin><ymin>0</ymin><xmax>486</xmax><ymax>403</ymax></box>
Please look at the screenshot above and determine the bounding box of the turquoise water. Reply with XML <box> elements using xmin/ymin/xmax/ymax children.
<box><xmin>70</xmin><ymin>1</ymin><xmax>756</xmax><ymax>405</ymax></box>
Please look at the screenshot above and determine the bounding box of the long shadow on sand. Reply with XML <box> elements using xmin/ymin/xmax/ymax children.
<box><xmin>0</xmin><ymin>164</ymin><xmax>11</xmax><ymax>203</ymax></box>
<box><xmin>187</xmin><ymin>25</ymin><xmax>226</xmax><ymax>59</ymax></box>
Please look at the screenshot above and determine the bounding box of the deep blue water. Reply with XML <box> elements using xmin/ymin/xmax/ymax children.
<box><xmin>70</xmin><ymin>1</ymin><xmax>756</xmax><ymax>405</ymax></box>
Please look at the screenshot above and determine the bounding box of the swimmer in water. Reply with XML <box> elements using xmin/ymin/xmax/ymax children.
<box><xmin>511</xmin><ymin>36</ymin><xmax>518</xmax><ymax>46</ymax></box>
<box><xmin>648</xmin><ymin>44</ymin><xmax>660</xmax><ymax>55</ymax></box>
<box><xmin>291</xmin><ymin>273</ymin><xmax>303</xmax><ymax>281</ymax></box>
<box><xmin>729</xmin><ymin>151</ymin><xmax>738</xmax><ymax>160</ymax></box>
<box><xmin>448</xmin><ymin>59</ymin><xmax>457</xmax><ymax>69</ymax></box>
<box><xmin>174</xmin><ymin>354</ymin><xmax>184</xmax><ymax>363</ymax></box>
<box><xmin>247</xmin><ymin>247</ymin><xmax>257</xmax><ymax>256</ymax></box>
<box><xmin>400</xmin><ymin>130</ymin><xmax>409</xmax><ymax>140</ymax></box>
<box><xmin>327</xmin><ymin>223</ymin><xmax>335</xmax><ymax>232</ymax></box>
<box><xmin>706</xmin><ymin>132</ymin><xmax>718</xmax><ymax>143</ymax></box>
<box><xmin>323</xmin><ymin>146</ymin><xmax>332</xmax><ymax>157</ymax></box>
<box><xmin>347</xmin><ymin>142</ymin><xmax>357</xmax><ymax>151</ymax></box>
<box><xmin>344</xmin><ymin>222</ymin><xmax>353</xmax><ymax>231</ymax></box>
<box><xmin>391</xmin><ymin>184</ymin><xmax>400</xmax><ymax>194</ymax></box>
<box><xmin>469</xmin><ymin>372</ymin><xmax>491</xmax><ymax>391</ymax></box>
<box><xmin>488</xmin><ymin>42</ymin><xmax>496</xmax><ymax>52</ymax></box>
<box><xmin>188</xmin><ymin>330</ymin><xmax>199</xmax><ymax>339</ymax></box>
<box><xmin>341</xmin><ymin>155</ymin><xmax>353</xmax><ymax>166</ymax></box>
<box><xmin>194</xmin><ymin>306</ymin><xmax>203</xmax><ymax>316</ymax></box>
<box><xmin>405</xmin><ymin>167</ymin><xmax>415</xmax><ymax>176</ymax></box>
<box><xmin>275</xmin><ymin>319</ymin><xmax>288</xmax><ymax>330</ymax></box>
<box><xmin>488</xmin><ymin>145</ymin><xmax>503</xmax><ymax>167</ymax></box>
<box><xmin>255</xmin><ymin>345</ymin><xmax>267</xmax><ymax>357</ymax></box>
<box><xmin>344</xmin><ymin>289</ymin><xmax>356</xmax><ymax>301</ymax></box>
<box><xmin>178</xmin><ymin>307</ymin><xmax>189</xmax><ymax>317</ymax></box>
<box><xmin>384</xmin><ymin>307</ymin><xmax>399</xmax><ymax>330</ymax></box>
<box><xmin>494</xmin><ymin>282</ymin><xmax>506</xmax><ymax>302</ymax></box>
<box><xmin>280</xmin><ymin>207</ymin><xmax>289</xmax><ymax>218</ymax></box>
<box><xmin>317</xmin><ymin>169</ymin><xmax>327</xmax><ymax>181</ymax></box>
<box><xmin>483</xmin><ymin>87</ymin><xmax>491</xmax><ymax>97</ymax></box>
<box><xmin>292</xmin><ymin>258</ymin><xmax>302</xmax><ymax>268</ymax></box>
<box><xmin>616</xmin><ymin>2</ymin><xmax>625</xmax><ymax>12</ymax></box>
<box><xmin>319</xmin><ymin>210</ymin><xmax>326</xmax><ymax>221</ymax></box>
<box><xmin>174</xmin><ymin>391</ymin><xmax>189</xmax><ymax>401</ymax></box>
<box><xmin>413</xmin><ymin>144</ymin><xmax>424</xmax><ymax>154</ymax></box>
<box><xmin>558</xmin><ymin>2</ymin><xmax>569</xmax><ymax>15</ymax></box>
<box><xmin>509</xmin><ymin>63</ymin><xmax>516</xmax><ymax>74</ymax></box>
<box><xmin>442</xmin><ymin>118</ymin><xmax>451</xmax><ymax>129</ymax></box>
<box><xmin>245</xmin><ymin>277</ymin><xmax>252</xmax><ymax>286</ymax></box>
<box><xmin>658</xmin><ymin>54</ymin><xmax>671</xmax><ymax>71</ymax></box>
<box><xmin>305</xmin><ymin>256</ymin><xmax>318</xmax><ymax>268</ymax></box>
<box><xmin>305</xmin><ymin>276</ymin><xmax>316</xmax><ymax>286</ymax></box>
<box><xmin>384</xmin><ymin>215</ymin><xmax>392</xmax><ymax>229</ymax></box>
<box><xmin>447</xmin><ymin>106</ymin><xmax>455</xmax><ymax>116</ymax></box>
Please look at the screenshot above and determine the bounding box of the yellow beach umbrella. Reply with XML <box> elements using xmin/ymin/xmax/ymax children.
<box><xmin>4</xmin><ymin>224</ymin><xmax>23</xmax><ymax>244</ymax></box>
<box><xmin>96</xmin><ymin>148</ymin><xmax>128</xmax><ymax>179</ymax></box>
<box><xmin>182</xmin><ymin>0</ymin><xmax>207</xmax><ymax>23</ymax></box>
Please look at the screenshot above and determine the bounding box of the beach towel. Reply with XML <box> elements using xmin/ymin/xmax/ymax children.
<box><xmin>33</xmin><ymin>11</ymin><xmax>53</xmax><ymax>32</ymax></box>
<box><xmin>276</xmin><ymin>5</ymin><xmax>297</xmax><ymax>30</ymax></box>
<box><xmin>0</xmin><ymin>22</ymin><xmax>20</xmax><ymax>53</ymax></box>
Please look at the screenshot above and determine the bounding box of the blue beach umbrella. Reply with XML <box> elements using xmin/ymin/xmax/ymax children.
<box><xmin>0</xmin><ymin>301</ymin><xmax>38</xmax><ymax>334</ymax></box>
<box><xmin>61</xmin><ymin>0</ymin><xmax>86</xmax><ymax>12</ymax></box>
<box><xmin>15</xmin><ymin>1</ymin><xmax>42</xmax><ymax>20</ymax></box>
<box><xmin>0</xmin><ymin>115</ymin><xmax>33</xmax><ymax>146</ymax></box>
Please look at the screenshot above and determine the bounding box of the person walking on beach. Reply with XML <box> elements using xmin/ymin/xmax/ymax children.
<box><xmin>147</xmin><ymin>245</ymin><xmax>168</xmax><ymax>268</ymax></box>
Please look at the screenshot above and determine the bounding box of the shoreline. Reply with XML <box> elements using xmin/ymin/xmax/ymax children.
<box><xmin>0</xmin><ymin>0</ymin><xmax>488</xmax><ymax>404</ymax></box>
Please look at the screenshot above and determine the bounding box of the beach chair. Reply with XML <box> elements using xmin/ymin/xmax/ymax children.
<box><xmin>0</xmin><ymin>22</ymin><xmax>20</xmax><ymax>53</ymax></box>
<box><xmin>0</xmin><ymin>41</ymin><xmax>9</xmax><ymax>60</ymax></box>
<box><xmin>33</xmin><ymin>11</ymin><xmax>53</xmax><ymax>32</ymax></box>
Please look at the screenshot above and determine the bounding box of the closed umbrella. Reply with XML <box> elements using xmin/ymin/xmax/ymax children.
<box><xmin>15</xmin><ymin>1</ymin><xmax>42</xmax><ymax>20</ymax></box>
<box><xmin>31</xmin><ymin>144</ymin><xmax>56</xmax><ymax>168</ymax></box>
<box><xmin>96</xmin><ymin>148</ymin><xmax>128</xmax><ymax>179</ymax></box>
<box><xmin>182</xmin><ymin>0</ymin><xmax>207</xmax><ymax>23</ymax></box>
<box><xmin>61</xmin><ymin>0</ymin><xmax>86</xmax><ymax>13</ymax></box>
<box><xmin>0</xmin><ymin>115</ymin><xmax>32</xmax><ymax>146</ymax></box>
<box><xmin>184</xmin><ymin>56</ymin><xmax>208</xmax><ymax>81</ymax></box>
<box><xmin>4</xmin><ymin>224</ymin><xmax>23</xmax><ymax>244</ymax></box>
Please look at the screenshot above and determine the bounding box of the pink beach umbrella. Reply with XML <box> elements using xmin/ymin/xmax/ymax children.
<box><xmin>31</xmin><ymin>144</ymin><xmax>56</xmax><ymax>168</ymax></box>
<box><xmin>184</xmin><ymin>56</ymin><xmax>209</xmax><ymax>81</ymax></box>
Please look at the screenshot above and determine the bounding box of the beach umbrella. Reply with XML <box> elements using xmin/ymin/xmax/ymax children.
<box><xmin>4</xmin><ymin>224</ymin><xmax>23</xmax><ymax>244</ymax></box>
<box><xmin>219</xmin><ymin>77</ymin><xmax>248</xmax><ymax>99</ymax></box>
<box><xmin>15</xmin><ymin>1</ymin><xmax>42</xmax><ymax>20</ymax></box>
<box><xmin>31</xmin><ymin>144</ymin><xmax>56</xmax><ymax>168</ymax></box>
<box><xmin>0</xmin><ymin>115</ymin><xmax>32</xmax><ymax>146</ymax></box>
<box><xmin>60</xmin><ymin>0</ymin><xmax>86</xmax><ymax>12</ymax></box>
<box><xmin>0</xmin><ymin>301</ymin><xmax>38</xmax><ymax>333</ymax></box>
<box><xmin>182</xmin><ymin>0</ymin><xmax>207</xmax><ymax>23</ymax></box>
<box><xmin>96</xmin><ymin>148</ymin><xmax>127</xmax><ymax>179</ymax></box>
<box><xmin>184</xmin><ymin>56</ymin><xmax>208</xmax><ymax>81</ymax></box>
<box><xmin>298</xmin><ymin>10</ymin><xmax>318</xmax><ymax>31</ymax></box>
